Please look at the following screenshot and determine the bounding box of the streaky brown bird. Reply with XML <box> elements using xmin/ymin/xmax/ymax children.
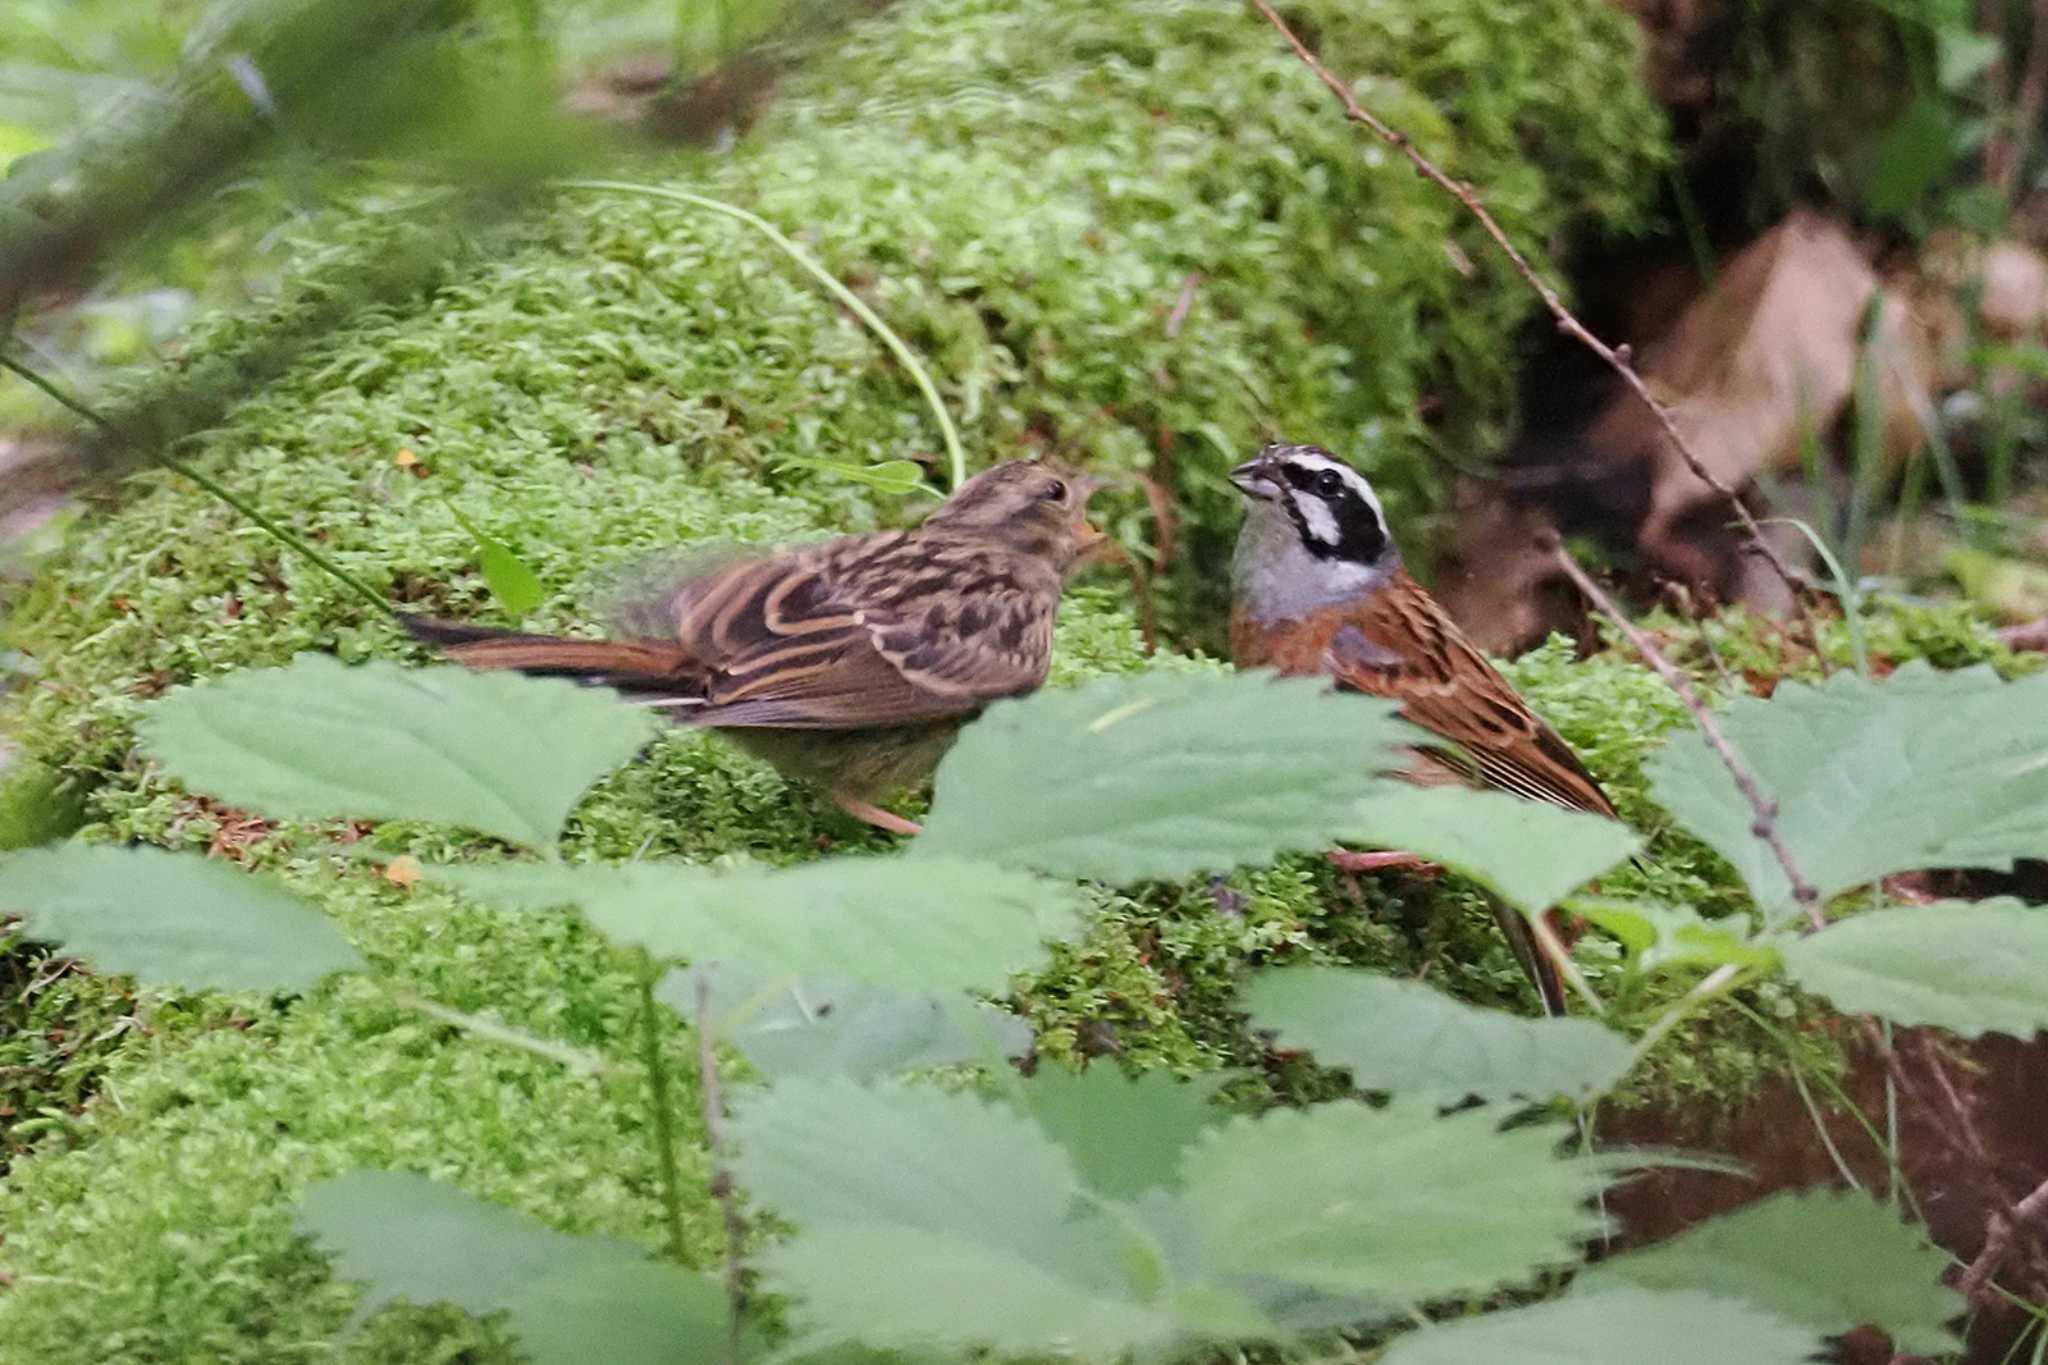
<box><xmin>1227</xmin><ymin>442</ymin><xmax>1623</xmax><ymax>1016</ymax></box>
<box><xmin>404</xmin><ymin>460</ymin><xmax>1103</xmax><ymax>834</ymax></box>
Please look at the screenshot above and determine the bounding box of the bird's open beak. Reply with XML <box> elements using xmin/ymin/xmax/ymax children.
<box><xmin>1229</xmin><ymin>456</ymin><xmax>1281</xmax><ymax>501</ymax></box>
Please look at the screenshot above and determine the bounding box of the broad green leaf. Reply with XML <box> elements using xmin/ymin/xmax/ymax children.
<box><xmin>1574</xmin><ymin>900</ymin><xmax>1779</xmax><ymax>974</ymax></box>
<box><xmin>656</xmin><ymin>963</ymin><xmax>1031</xmax><ymax>1081</ymax></box>
<box><xmin>734</xmin><ymin>1078</ymin><xmax>1084</xmax><ymax>1262</ymax></box>
<box><xmin>454</xmin><ymin>856</ymin><xmax>1083</xmax><ymax>993</ymax></box>
<box><xmin>1646</xmin><ymin>662</ymin><xmax>2048</xmax><ymax>914</ymax></box>
<box><xmin>1780</xmin><ymin>899</ymin><xmax>2048</xmax><ymax>1038</ymax></box>
<box><xmin>0</xmin><ymin>845</ymin><xmax>362</xmax><ymax>992</ymax></box>
<box><xmin>139</xmin><ymin>656</ymin><xmax>657</xmax><ymax>850</ymax></box>
<box><xmin>1013</xmin><ymin>1066</ymin><xmax>1227</xmax><ymax>1197</ymax></box>
<box><xmin>1182</xmin><ymin>1098</ymin><xmax>1618</xmax><ymax>1302</ymax></box>
<box><xmin>0</xmin><ymin>758</ymin><xmax>88</xmax><ymax>850</ymax></box>
<box><xmin>477</xmin><ymin>540</ymin><xmax>548</xmax><ymax>617</ymax></box>
<box><xmin>1242</xmin><ymin>966</ymin><xmax>1631</xmax><ymax>1102</ymax></box>
<box><xmin>735</xmin><ymin>1077</ymin><xmax>1198</xmax><ymax>1354</ymax></box>
<box><xmin>448</xmin><ymin>504</ymin><xmax>547</xmax><ymax>617</ymax></box>
<box><xmin>1579</xmin><ymin>1189</ymin><xmax>1961</xmax><ymax>1354</ymax></box>
<box><xmin>297</xmin><ymin>1170</ymin><xmax>731</xmax><ymax>1365</ymax></box>
<box><xmin>1869</xmin><ymin>95</ymin><xmax>1956</xmax><ymax>219</ymax></box>
<box><xmin>1348</xmin><ymin>787</ymin><xmax>1639</xmax><ymax>909</ymax></box>
<box><xmin>761</xmin><ymin>1226</ymin><xmax>1179</xmax><ymax>1357</ymax></box>
<box><xmin>917</xmin><ymin>671</ymin><xmax>1415</xmax><ymax>884</ymax></box>
<box><xmin>1379</xmin><ymin>1287</ymin><xmax>1820</xmax><ymax>1365</ymax></box>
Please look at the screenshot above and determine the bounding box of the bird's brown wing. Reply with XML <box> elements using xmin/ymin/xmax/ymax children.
<box><xmin>664</xmin><ymin>531</ymin><xmax>1060</xmax><ymax>729</ymax></box>
<box><xmin>1319</xmin><ymin>570</ymin><xmax>1617</xmax><ymax>819</ymax></box>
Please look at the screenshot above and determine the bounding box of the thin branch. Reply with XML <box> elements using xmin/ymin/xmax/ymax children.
<box><xmin>1165</xmin><ymin>271</ymin><xmax>1200</xmax><ymax>340</ymax></box>
<box><xmin>1248</xmin><ymin>0</ymin><xmax>1814</xmax><ymax>620</ymax></box>
<box><xmin>1547</xmin><ymin>540</ymin><xmax>1823</xmax><ymax>928</ymax></box>
<box><xmin>0</xmin><ymin>352</ymin><xmax>400</xmax><ymax>621</ymax></box>
<box><xmin>1915</xmin><ymin>1033</ymin><xmax>1997</xmax><ymax>1169</ymax></box>
<box><xmin>693</xmin><ymin>970</ymin><xmax>749</xmax><ymax>1362</ymax></box>
<box><xmin>1961</xmin><ymin>1175</ymin><xmax>2048</xmax><ymax>1300</ymax></box>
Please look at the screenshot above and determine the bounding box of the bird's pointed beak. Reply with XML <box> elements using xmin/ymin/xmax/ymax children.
<box><xmin>1229</xmin><ymin>456</ymin><xmax>1281</xmax><ymax>501</ymax></box>
<box><xmin>1070</xmin><ymin>474</ymin><xmax>1109</xmax><ymax>556</ymax></box>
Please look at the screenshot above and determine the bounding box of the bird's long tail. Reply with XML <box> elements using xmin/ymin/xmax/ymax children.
<box><xmin>1491</xmin><ymin>900</ymin><xmax>1569</xmax><ymax>1018</ymax></box>
<box><xmin>400</xmin><ymin>615</ymin><xmax>704</xmax><ymax>705</ymax></box>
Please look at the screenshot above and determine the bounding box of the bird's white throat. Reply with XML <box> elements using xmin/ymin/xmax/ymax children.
<box><xmin>1231</xmin><ymin>500</ymin><xmax>1397</xmax><ymax>624</ymax></box>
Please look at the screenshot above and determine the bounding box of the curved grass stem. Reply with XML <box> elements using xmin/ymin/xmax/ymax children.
<box><xmin>1620</xmin><ymin>962</ymin><xmax>1751</xmax><ymax>1077</ymax></box>
<box><xmin>555</xmin><ymin>178</ymin><xmax>968</xmax><ymax>492</ymax></box>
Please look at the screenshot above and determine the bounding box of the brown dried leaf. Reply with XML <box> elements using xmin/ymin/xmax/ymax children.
<box><xmin>1575</xmin><ymin>211</ymin><xmax>1934</xmax><ymax>597</ymax></box>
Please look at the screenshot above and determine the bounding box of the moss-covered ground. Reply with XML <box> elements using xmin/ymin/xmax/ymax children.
<box><xmin>0</xmin><ymin>0</ymin><xmax>2031</xmax><ymax>1356</ymax></box>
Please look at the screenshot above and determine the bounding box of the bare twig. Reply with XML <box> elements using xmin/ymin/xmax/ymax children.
<box><xmin>1249</xmin><ymin>0</ymin><xmax>1815</xmax><ymax>620</ymax></box>
<box><xmin>1165</xmin><ymin>271</ymin><xmax>1201</xmax><ymax>339</ymax></box>
<box><xmin>1960</xmin><ymin>1174</ymin><xmax>2048</xmax><ymax>1300</ymax></box>
<box><xmin>1547</xmin><ymin>539</ymin><xmax>1824</xmax><ymax>928</ymax></box>
<box><xmin>693</xmin><ymin>972</ymin><xmax>749</xmax><ymax>1362</ymax></box>
<box><xmin>0</xmin><ymin>352</ymin><xmax>400</xmax><ymax>622</ymax></box>
<box><xmin>1914</xmin><ymin>1033</ymin><xmax>1997</xmax><ymax>1168</ymax></box>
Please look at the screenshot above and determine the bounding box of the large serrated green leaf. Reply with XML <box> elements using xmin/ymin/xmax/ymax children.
<box><xmin>446</xmin><ymin>856</ymin><xmax>1083</xmax><ymax>993</ymax></box>
<box><xmin>1181</xmin><ymin>1098</ymin><xmax>1618</xmax><ymax>1302</ymax></box>
<box><xmin>1349</xmin><ymin>787</ymin><xmax>1639</xmax><ymax>910</ymax></box>
<box><xmin>734</xmin><ymin>1076</ymin><xmax>1199</xmax><ymax>1355</ymax></box>
<box><xmin>0</xmin><ymin>845</ymin><xmax>363</xmax><ymax>992</ymax></box>
<box><xmin>296</xmin><ymin>1170</ymin><xmax>732</xmax><ymax>1365</ymax></box>
<box><xmin>1011</xmin><ymin>1066</ymin><xmax>1227</xmax><ymax>1197</ymax></box>
<box><xmin>915</xmin><ymin>670</ymin><xmax>1415</xmax><ymax>884</ymax></box>
<box><xmin>733</xmin><ymin>1078</ymin><xmax>1085</xmax><ymax>1263</ymax></box>
<box><xmin>1242</xmin><ymin>966</ymin><xmax>1631</xmax><ymax>1102</ymax></box>
<box><xmin>138</xmin><ymin>655</ymin><xmax>657</xmax><ymax>851</ymax></box>
<box><xmin>1646</xmin><ymin>662</ymin><xmax>2048</xmax><ymax>913</ymax></box>
<box><xmin>656</xmin><ymin>963</ymin><xmax>1031</xmax><ymax>1081</ymax></box>
<box><xmin>1578</xmin><ymin>1189</ymin><xmax>1961</xmax><ymax>1354</ymax></box>
<box><xmin>1378</xmin><ymin>1287</ymin><xmax>1821</xmax><ymax>1365</ymax></box>
<box><xmin>760</xmin><ymin>1226</ymin><xmax>1180</xmax><ymax>1357</ymax></box>
<box><xmin>1779</xmin><ymin>899</ymin><xmax>2048</xmax><ymax>1038</ymax></box>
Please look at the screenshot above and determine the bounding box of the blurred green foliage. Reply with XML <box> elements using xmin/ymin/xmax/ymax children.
<box><xmin>1706</xmin><ymin>0</ymin><xmax>2006</xmax><ymax>235</ymax></box>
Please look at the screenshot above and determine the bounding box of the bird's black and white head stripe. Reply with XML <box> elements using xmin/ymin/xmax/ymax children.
<box><xmin>1230</xmin><ymin>443</ymin><xmax>1392</xmax><ymax>567</ymax></box>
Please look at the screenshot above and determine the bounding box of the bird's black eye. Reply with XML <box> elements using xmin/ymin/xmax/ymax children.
<box><xmin>1313</xmin><ymin>468</ymin><xmax>1344</xmax><ymax>497</ymax></box>
<box><xmin>1039</xmin><ymin>479</ymin><xmax>1068</xmax><ymax>503</ymax></box>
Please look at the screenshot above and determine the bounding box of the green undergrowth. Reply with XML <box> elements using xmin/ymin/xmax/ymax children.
<box><xmin>5</xmin><ymin>595</ymin><xmax>2023</xmax><ymax>1362</ymax></box>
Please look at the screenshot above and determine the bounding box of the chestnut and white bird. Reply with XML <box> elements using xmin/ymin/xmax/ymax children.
<box><xmin>1228</xmin><ymin>442</ymin><xmax>1622</xmax><ymax>1016</ymax></box>
<box><xmin>404</xmin><ymin>460</ymin><xmax>1102</xmax><ymax>835</ymax></box>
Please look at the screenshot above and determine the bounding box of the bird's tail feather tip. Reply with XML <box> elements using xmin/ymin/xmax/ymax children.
<box><xmin>396</xmin><ymin>613</ymin><xmax>528</xmax><ymax>648</ymax></box>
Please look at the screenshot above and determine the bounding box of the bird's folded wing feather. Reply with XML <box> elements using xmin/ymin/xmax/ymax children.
<box><xmin>667</xmin><ymin>535</ymin><xmax>1057</xmax><ymax>729</ymax></box>
<box><xmin>1324</xmin><ymin>574</ymin><xmax>1617</xmax><ymax>819</ymax></box>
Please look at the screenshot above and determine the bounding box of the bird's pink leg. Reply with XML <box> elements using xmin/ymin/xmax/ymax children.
<box><xmin>1327</xmin><ymin>849</ymin><xmax>1438</xmax><ymax>874</ymax></box>
<box><xmin>831</xmin><ymin>791</ymin><xmax>924</xmax><ymax>836</ymax></box>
